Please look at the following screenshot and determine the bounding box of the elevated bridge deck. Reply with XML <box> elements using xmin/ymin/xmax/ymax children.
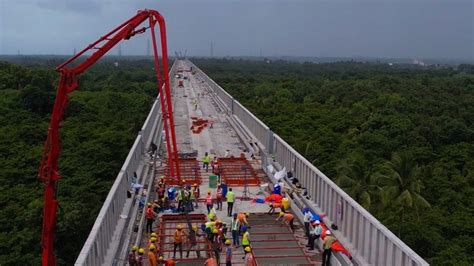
<box><xmin>75</xmin><ymin>60</ymin><xmax>429</xmax><ymax>266</ymax></box>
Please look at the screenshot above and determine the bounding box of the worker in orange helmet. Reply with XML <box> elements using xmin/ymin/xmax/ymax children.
<box><xmin>148</xmin><ymin>244</ymin><xmax>158</xmax><ymax>266</ymax></box>
<box><xmin>276</xmin><ymin>212</ymin><xmax>295</xmax><ymax>232</ymax></box>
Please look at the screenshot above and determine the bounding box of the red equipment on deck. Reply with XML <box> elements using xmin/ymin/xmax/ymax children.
<box><xmin>37</xmin><ymin>10</ymin><xmax>180</xmax><ymax>265</ymax></box>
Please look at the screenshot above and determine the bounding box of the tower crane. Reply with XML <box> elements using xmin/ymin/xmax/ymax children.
<box><xmin>38</xmin><ymin>9</ymin><xmax>181</xmax><ymax>265</ymax></box>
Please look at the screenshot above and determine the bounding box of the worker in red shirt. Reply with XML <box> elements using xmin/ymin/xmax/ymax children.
<box><xmin>146</xmin><ymin>203</ymin><xmax>156</xmax><ymax>233</ymax></box>
<box><xmin>276</xmin><ymin>212</ymin><xmax>295</xmax><ymax>232</ymax></box>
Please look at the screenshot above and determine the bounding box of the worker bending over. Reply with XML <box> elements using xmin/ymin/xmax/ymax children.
<box><xmin>322</xmin><ymin>230</ymin><xmax>336</xmax><ymax>266</ymax></box>
<box><xmin>276</xmin><ymin>212</ymin><xmax>295</xmax><ymax>232</ymax></box>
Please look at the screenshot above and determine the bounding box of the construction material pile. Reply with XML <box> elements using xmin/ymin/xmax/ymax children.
<box><xmin>190</xmin><ymin>117</ymin><xmax>208</xmax><ymax>134</ymax></box>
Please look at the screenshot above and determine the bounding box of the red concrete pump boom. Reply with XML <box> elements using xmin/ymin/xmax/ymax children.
<box><xmin>38</xmin><ymin>9</ymin><xmax>180</xmax><ymax>265</ymax></box>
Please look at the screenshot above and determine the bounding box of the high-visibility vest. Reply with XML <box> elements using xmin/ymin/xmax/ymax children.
<box><xmin>227</xmin><ymin>191</ymin><xmax>234</xmax><ymax>203</ymax></box>
<box><xmin>178</xmin><ymin>190</ymin><xmax>185</xmax><ymax>200</ymax></box>
<box><xmin>242</xmin><ymin>231</ymin><xmax>250</xmax><ymax>245</ymax></box>
<box><xmin>203</xmin><ymin>155</ymin><xmax>210</xmax><ymax>163</ymax></box>
<box><xmin>231</xmin><ymin>219</ymin><xmax>239</xmax><ymax>231</ymax></box>
<box><xmin>206</xmin><ymin>195</ymin><xmax>213</xmax><ymax>205</ymax></box>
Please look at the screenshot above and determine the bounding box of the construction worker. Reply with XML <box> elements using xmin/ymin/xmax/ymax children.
<box><xmin>203</xmin><ymin>152</ymin><xmax>211</xmax><ymax>172</ymax></box>
<box><xmin>226</xmin><ymin>188</ymin><xmax>234</xmax><ymax>217</ymax></box>
<box><xmin>128</xmin><ymin>245</ymin><xmax>138</xmax><ymax>266</ymax></box>
<box><xmin>225</xmin><ymin>239</ymin><xmax>232</xmax><ymax>266</ymax></box>
<box><xmin>230</xmin><ymin>213</ymin><xmax>240</xmax><ymax>246</ymax></box>
<box><xmin>177</xmin><ymin>187</ymin><xmax>186</xmax><ymax>212</ymax></box>
<box><xmin>158</xmin><ymin>256</ymin><xmax>175</xmax><ymax>266</ymax></box>
<box><xmin>244</xmin><ymin>247</ymin><xmax>256</xmax><ymax>266</ymax></box>
<box><xmin>206</xmin><ymin>191</ymin><xmax>213</xmax><ymax>214</ymax></box>
<box><xmin>146</xmin><ymin>203</ymin><xmax>156</xmax><ymax>233</ymax></box>
<box><xmin>267</xmin><ymin>202</ymin><xmax>283</xmax><ymax>214</ymax></box>
<box><xmin>237</xmin><ymin>213</ymin><xmax>250</xmax><ymax>233</ymax></box>
<box><xmin>173</xmin><ymin>224</ymin><xmax>186</xmax><ymax>259</ymax></box>
<box><xmin>187</xmin><ymin>186</ymin><xmax>195</xmax><ymax>212</ymax></box>
<box><xmin>276</xmin><ymin>212</ymin><xmax>295</xmax><ymax>232</ymax></box>
<box><xmin>212</xmin><ymin>228</ymin><xmax>222</xmax><ymax>264</ymax></box>
<box><xmin>307</xmin><ymin>220</ymin><xmax>323</xmax><ymax>251</ymax></box>
<box><xmin>322</xmin><ymin>230</ymin><xmax>336</xmax><ymax>266</ymax></box>
<box><xmin>137</xmin><ymin>248</ymin><xmax>145</xmax><ymax>266</ymax></box>
<box><xmin>186</xmin><ymin>225</ymin><xmax>201</xmax><ymax>258</ymax></box>
<box><xmin>192</xmin><ymin>183</ymin><xmax>200</xmax><ymax>208</ymax></box>
<box><xmin>204</xmin><ymin>255</ymin><xmax>218</xmax><ymax>266</ymax></box>
<box><xmin>216</xmin><ymin>185</ymin><xmax>223</xmax><ymax>211</ymax></box>
<box><xmin>303</xmin><ymin>208</ymin><xmax>313</xmax><ymax>238</ymax></box>
<box><xmin>241</xmin><ymin>226</ymin><xmax>250</xmax><ymax>257</ymax></box>
<box><xmin>148</xmin><ymin>244</ymin><xmax>157</xmax><ymax>266</ymax></box>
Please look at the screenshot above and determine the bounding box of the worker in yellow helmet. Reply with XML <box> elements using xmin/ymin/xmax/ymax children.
<box><xmin>186</xmin><ymin>224</ymin><xmax>202</xmax><ymax>258</ymax></box>
<box><xmin>128</xmin><ymin>245</ymin><xmax>138</xmax><ymax>265</ymax></box>
<box><xmin>276</xmin><ymin>212</ymin><xmax>295</xmax><ymax>232</ymax></box>
<box><xmin>173</xmin><ymin>224</ymin><xmax>186</xmax><ymax>259</ymax></box>
<box><xmin>244</xmin><ymin>246</ymin><xmax>256</xmax><ymax>266</ymax></box>
<box><xmin>148</xmin><ymin>244</ymin><xmax>157</xmax><ymax>266</ymax></box>
<box><xmin>137</xmin><ymin>248</ymin><xmax>145</xmax><ymax>266</ymax></box>
<box><xmin>225</xmin><ymin>239</ymin><xmax>232</xmax><ymax>266</ymax></box>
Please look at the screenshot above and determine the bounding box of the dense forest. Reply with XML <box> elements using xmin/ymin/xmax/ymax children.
<box><xmin>0</xmin><ymin>57</ymin><xmax>472</xmax><ymax>265</ymax></box>
<box><xmin>194</xmin><ymin>58</ymin><xmax>474</xmax><ymax>265</ymax></box>
<box><xmin>0</xmin><ymin>58</ymin><xmax>159</xmax><ymax>264</ymax></box>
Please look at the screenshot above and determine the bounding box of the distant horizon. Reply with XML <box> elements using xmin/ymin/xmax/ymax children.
<box><xmin>1</xmin><ymin>53</ymin><xmax>472</xmax><ymax>64</ymax></box>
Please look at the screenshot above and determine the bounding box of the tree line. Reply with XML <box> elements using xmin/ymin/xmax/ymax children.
<box><xmin>194</xmin><ymin>58</ymin><xmax>474</xmax><ymax>265</ymax></box>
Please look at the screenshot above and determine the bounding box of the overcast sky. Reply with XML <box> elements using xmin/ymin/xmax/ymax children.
<box><xmin>0</xmin><ymin>0</ymin><xmax>472</xmax><ymax>59</ymax></box>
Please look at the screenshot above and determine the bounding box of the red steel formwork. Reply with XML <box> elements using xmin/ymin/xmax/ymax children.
<box><xmin>218</xmin><ymin>157</ymin><xmax>260</xmax><ymax>186</ymax></box>
<box><xmin>157</xmin><ymin>214</ymin><xmax>211</xmax><ymax>265</ymax></box>
<box><xmin>246</xmin><ymin>213</ymin><xmax>315</xmax><ymax>265</ymax></box>
<box><xmin>164</xmin><ymin>158</ymin><xmax>202</xmax><ymax>186</ymax></box>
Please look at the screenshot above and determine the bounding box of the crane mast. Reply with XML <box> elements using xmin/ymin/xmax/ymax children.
<box><xmin>38</xmin><ymin>9</ymin><xmax>180</xmax><ymax>265</ymax></box>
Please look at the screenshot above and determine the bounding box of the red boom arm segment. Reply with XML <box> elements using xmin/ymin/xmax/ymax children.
<box><xmin>38</xmin><ymin>9</ymin><xmax>180</xmax><ymax>265</ymax></box>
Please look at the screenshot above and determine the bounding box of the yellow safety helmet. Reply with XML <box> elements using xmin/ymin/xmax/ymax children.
<box><xmin>192</xmin><ymin>225</ymin><xmax>198</xmax><ymax>231</ymax></box>
<box><xmin>225</xmin><ymin>239</ymin><xmax>231</xmax><ymax>245</ymax></box>
<box><xmin>150</xmin><ymin>237</ymin><xmax>157</xmax><ymax>242</ymax></box>
<box><xmin>147</xmin><ymin>203</ymin><xmax>152</xmax><ymax>207</ymax></box>
<box><xmin>159</xmin><ymin>256</ymin><xmax>164</xmax><ymax>260</ymax></box>
<box><xmin>132</xmin><ymin>245</ymin><xmax>138</xmax><ymax>251</ymax></box>
<box><xmin>138</xmin><ymin>248</ymin><xmax>145</xmax><ymax>254</ymax></box>
<box><xmin>245</xmin><ymin>212</ymin><xmax>250</xmax><ymax>217</ymax></box>
<box><xmin>149</xmin><ymin>244</ymin><xmax>156</xmax><ymax>250</ymax></box>
<box><xmin>244</xmin><ymin>246</ymin><xmax>251</xmax><ymax>252</ymax></box>
<box><xmin>279</xmin><ymin>212</ymin><xmax>285</xmax><ymax>216</ymax></box>
<box><xmin>151</xmin><ymin>232</ymin><xmax>157</xmax><ymax>237</ymax></box>
<box><xmin>177</xmin><ymin>224</ymin><xmax>183</xmax><ymax>230</ymax></box>
<box><xmin>212</xmin><ymin>228</ymin><xmax>219</xmax><ymax>234</ymax></box>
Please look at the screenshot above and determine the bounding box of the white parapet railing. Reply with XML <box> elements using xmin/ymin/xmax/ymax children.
<box><xmin>188</xmin><ymin>59</ymin><xmax>429</xmax><ymax>266</ymax></box>
<box><xmin>75</xmin><ymin>61</ymin><xmax>178</xmax><ymax>265</ymax></box>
